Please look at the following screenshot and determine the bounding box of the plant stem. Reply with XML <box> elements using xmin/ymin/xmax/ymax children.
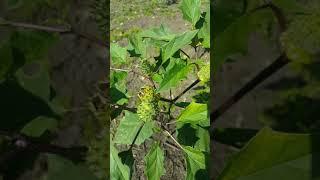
<box><xmin>163</xmin><ymin>130</ymin><xmax>184</xmax><ymax>150</ymax></box>
<box><xmin>180</xmin><ymin>49</ymin><xmax>191</xmax><ymax>59</ymax></box>
<box><xmin>211</xmin><ymin>53</ymin><xmax>289</xmax><ymax>123</ymax></box>
<box><xmin>173</xmin><ymin>79</ymin><xmax>200</xmax><ymax>102</ymax></box>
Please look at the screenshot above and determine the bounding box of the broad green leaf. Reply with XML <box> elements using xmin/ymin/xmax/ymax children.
<box><xmin>194</xmin><ymin>126</ymin><xmax>210</xmax><ymax>152</ymax></box>
<box><xmin>111</xmin><ymin>86</ymin><xmax>129</xmax><ymax>105</ymax></box>
<box><xmin>161</xmin><ymin>30</ymin><xmax>198</xmax><ymax>62</ymax></box>
<box><xmin>177</xmin><ymin>102</ymin><xmax>209</xmax><ymax>127</ymax></box>
<box><xmin>212</xmin><ymin>0</ymin><xmax>245</xmax><ymax>38</ymax></box>
<box><xmin>213</xmin><ymin>10</ymin><xmax>274</xmax><ymax>72</ymax></box>
<box><xmin>213</xmin><ymin>128</ymin><xmax>258</xmax><ymax>149</ymax></box>
<box><xmin>218</xmin><ymin>127</ymin><xmax>320</xmax><ymax>180</ymax></box>
<box><xmin>111</xmin><ymin>71</ymin><xmax>129</xmax><ymax>105</ymax></box>
<box><xmin>111</xmin><ymin>144</ymin><xmax>130</xmax><ymax>180</ymax></box>
<box><xmin>180</xmin><ymin>0</ymin><xmax>201</xmax><ymax>26</ymax></box>
<box><xmin>127</xmin><ymin>33</ymin><xmax>147</xmax><ymax>58</ymax></box>
<box><xmin>157</xmin><ymin>61</ymin><xmax>191</xmax><ymax>93</ymax></box>
<box><xmin>144</xmin><ymin>143</ymin><xmax>165</xmax><ymax>180</ymax></box>
<box><xmin>15</xmin><ymin>63</ymin><xmax>50</xmax><ymax>101</ymax></box>
<box><xmin>183</xmin><ymin>146</ymin><xmax>206</xmax><ymax>180</ymax></box>
<box><xmin>111</xmin><ymin>43</ymin><xmax>127</xmax><ymax>66</ymax></box>
<box><xmin>10</xmin><ymin>31</ymin><xmax>58</xmax><ymax>64</ymax></box>
<box><xmin>113</xmin><ymin>111</ymin><xmax>154</xmax><ymax>145</ymax></box>
<box><xmin>213</xmin><ymin>14</ymin><xmax>251</xmax><ymax>73</ymax></box>
<box><xmin>197</xmin><ymin>9</ymin><xmax>210</xmax><ymax>48</ymax></box>
<box><xmin>280</xmin><ymin>13</ymin><xmax>320</xmax><ymax>65</ymax></box>
<box><xmin>142</xmin><ymin>24</ymin><xmax>175</xmax><ymax>42</ymax></box>
<box><xmin>21</xmin><ymin>116</ymin><xmax>57</xmax><ymax>137</ymax></box>
<box><xmin>47</xmin><ymin>154</ymin><xmax>98</xmax><ymax>180</ymax></box>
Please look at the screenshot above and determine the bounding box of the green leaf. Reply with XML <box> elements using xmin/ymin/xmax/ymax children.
<box><xmin>111</xmin><ymin>144</ymin><xmax>130</xmax><ymax>180</ymax></box>
<box><xmin>10</xmin><ymin>31</ymin><xmax>58</xmax><ymax>64</ymax></box>
<box><xmin>157</xmin><ymin>61</ymin><xmax>191</xmax><ymax>93</ymax></box>
<box><xmin>177</xmin><ymin>102</ymin><xmax>209</xmax><ymax>127</ymax></box>
<box><xmin>113</xmin><ymin>111</ymin><xmax>154</xmax><ymax>145</ymax></box>
<box><xmin>194</xmin><ymin>126</ymin><xmax>210</xmax><ymax>152</ymax></box>
<box><xmin>15</xmin><ymin>63</ymin><xmax>50</xmax><ymax>101</ymax></box>
<box><xmin>111</xmin><ymin>43</ymin><xmax>127</xmax><ymax>66</ymax></box>
<box><xmin>213</xmin><ymin>10</ymin><xmax>274</xmax><ymax>72</ymax></box>
<box><xmin>47</xmin><ymin>154</ymin><xmax>98</xmax><ymax>180</ymax></box>
<box><xmin>127</xmin><ymin>33</ymin><xmax>147</xmax><ymax>58</ymax></box>
<box><xmin>212</xmin><ymin>0</ymin><xmax>245</xmax><ymax>38</ymax></box>
<box><xmin>183</xmin><ymin>146</ymin><xmax>206</xmax><ymax>180</ymax></box>
<box><xmin>142</xmin><ymin>24</ymin><xmax>175</xmax><ymax>42</ymax></box>
<box><xmin>213</xmin><ymin>14</ymin><xmax>251</xmax><ymax>73</ymax></box>
<box><xmin>180</xmin><ymin>0</ymin><xmax>201</xmax><ymax>26</ymax></box>
<box><xmin>218</xmin><ymin>127</ymin><xmax>320</xmax><ymax>180</ymax></box>
<box><xmin>110</xmin><ymin>71</ymin><xmax>129</xmax><ymax>105</ymax></box>
<box><xmin>280</xmin><ymin>13</ymin><xmax>320</xmax><ymax>65</ymax></box>
<box><xmin>161</xmin><ymin>30</ymin><xmax>198</xmax><ymax>62</ymax></box>
<box><xmin>20</xmin><ymin>116</ymin><xmax>57</xmax><ymax>137</ymax></box>
<box><xmin>198</xmin><ymin>9</ymin><xmax>210</xmax><ymax>48</ymax></box>
<box><xmin>144</xmin><ymin>142</ymin><xmax>165</xmax><ymax>180</ymax></box>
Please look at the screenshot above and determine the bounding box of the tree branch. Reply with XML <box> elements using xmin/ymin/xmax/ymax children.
<box><xmin>0</xmin><ymin>19</ymin><xmax>108</xmax><ymax>48</ymax></box>
<box><xmin>211</xmin><ymin>53</ymin><xmax>289</xmax><ymax>123</ymax></box>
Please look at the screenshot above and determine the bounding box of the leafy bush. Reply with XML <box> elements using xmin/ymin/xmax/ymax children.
<box><xmin>110</xmin><ymin>0</ymin><xmax>210</xmax><ymax>179</ymax></box>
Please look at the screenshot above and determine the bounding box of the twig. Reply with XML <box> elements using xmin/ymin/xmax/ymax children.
<box><xmin>180</xmin><ymin>49</ymin><xmax>191</xmax><ymax>59</ymax></box>
<box><xmin>163</xmin><ymin>130</ymin><xmax>183</xmax><ymax>150</ymax></box>
<box><xmin>163</xmin><ymin>142</ymin><xmax>180</xmax><ymax>151</ymax></box>
<box><xmin>110</xmin><ymin>67</ymin><xmax>130</xmax><ymax>72</ymax></box>
<box><xmin>111</xmin><ymin>104</ymin><xmax>137</xmax><ymax>113</ymax></box>
<box><xmin>211</xmin><ymin>53</ymin><xmax>289</xmax><ymax>123</ymax></box>
<box><xmin>251</xmin><ymin>2</ymin><xmax>287</xmax><ymax>32</ymax></box>
<box><xmin>0</xmin><ymin>131</ymin><xmax>88</xmax><ymax>168</ymax></box>
<box><xmin>173</xmin><ymin>79</ymin><xmax>200</xmax><ymax>102</ymax></box>
<box><xmin>0</xmin><ymin>19</ymin><xmax>107</xmax><ymax>48</ymax></box>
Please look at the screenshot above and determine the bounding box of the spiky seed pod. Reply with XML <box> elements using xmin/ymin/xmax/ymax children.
<box><xmin>137</xmin><ymin>86</ymin><xmax>159</xmax><ymax>122</ymax></box>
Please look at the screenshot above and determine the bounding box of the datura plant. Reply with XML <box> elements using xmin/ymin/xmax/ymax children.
<box><xmin>110</xmin><ymin>0</ymin><xmax>210</xmax><ymax>179</ymax></box>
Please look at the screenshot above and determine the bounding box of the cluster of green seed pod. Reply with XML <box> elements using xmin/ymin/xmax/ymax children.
<box><xmin>137</xmin><ymin>86</ymin><xmax>159</xmax><ymax>122</ymax></box>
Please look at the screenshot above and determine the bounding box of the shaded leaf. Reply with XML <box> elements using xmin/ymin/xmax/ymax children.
<box><xmin>144</xmin><ymin>143</ymin><xmax>165</xmax><ymax>180</ymax></box>
<box><xmin>47</xmin><ymin>154</ymin><xmax>98</xmax><ymax>180</ymax></box>
<box><xmin>183</xmin><ymin>146</ymin><xmax>206</xmax><ymax>180</ymax></box>
<box><xmin>177</xmin><ymin>102</ymin><xmax>209</xmax><ymax>127</ymax></box>
<box><xmin>218</xmin><ymin>127</ymin><xmax>320</xmax><ymax>180</ymax></box>
<box><xmin>113</xmin><ymin>111</ymin><xmax>154</xmax><ymax>145</ymax></box>
<box><xmin>15</xmin><ymin>63</ymin><xmax>50</xmax><ymax>101</ymax></box>
<box><xmin>21</xmin><ymin>116</ymin><xmax>57</xmax><ymax>137</ymax></box>
<box><xmin>111</xmin><ymin>144</ymin><xmax>130</xmax><ymax>180</ymax></box>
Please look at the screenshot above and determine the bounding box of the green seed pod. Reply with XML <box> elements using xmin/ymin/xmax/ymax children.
<box><xmin>137</xmin><ymin>86</ymin><xmax>159</xmax><ymax>122</ymax></box>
